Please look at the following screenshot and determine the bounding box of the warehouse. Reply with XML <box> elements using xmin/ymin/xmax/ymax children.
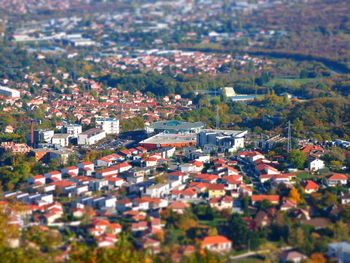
<box><xmin>145</xmin><ymin>120</ymin><xmax>204</xmax><ymax>134</ymax></box>
<box><xmin>139</xmin><ymin>133</ymin><xmax>197</xmax><ymax>149</ymax></box>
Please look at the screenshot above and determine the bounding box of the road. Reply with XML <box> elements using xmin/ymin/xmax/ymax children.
<box><xmin>230</xmin><ymin>246</ymin><xmax>292</xmax><ymax>262</ymax></box>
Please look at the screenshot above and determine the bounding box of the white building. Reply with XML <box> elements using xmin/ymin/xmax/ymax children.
<box><xmin>34</xmin><ymin>129</ymin><xmax>55</xmax><ymax>144</ymax></box>
<box><xmin>0</xmin><ymin>86</ymin><xmax>20</xmax><ymax>98</ymax></box>
<box><xmin>145</xmin><ymin>183</ymin><xmax>170</xmax><ymax>198</ymax></box>
<box><xmin>63</xmin><ymin>124</ymin><xmax>82</xmax><ymax>138</ymax></box>
<box><xmin>308</xmin><ymin>157</ymin><xmax>325</xmax><ymax>172</ymax></box>
<box><xmin>96</xmin><ymin>118</ymin><xmax>120</xmax><ymax>135</ymax></box>
<box><xmin>328</xmin><ymin>242</ymin><xmax>350</xmax><ymax>263</ymax></box>
<box><xmin>197</xmin><ymin>129</ymin><xmax>247</xmax><ymax>152</ymax></box>
<box><xmin>51</xmin><ymin>134</ymin><xmax>70</xmax><ymax>147</ymax></box>
<box><xmin>78</xmin><ymin>128</ymin><xmax>106</xmax><ymax>145</ymax></box>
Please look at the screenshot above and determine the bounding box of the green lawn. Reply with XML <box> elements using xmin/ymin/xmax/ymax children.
<box><xmin>265</xmin><ymin>77</ymin><xmax>322</xmax><ymax>88</ymax></box>
<box><xmin>198</xmin><ymin>218</ymin><xmax>226</xmax><ymax>228</ymax></box>
<box><xmin>296</xmin><ymin>171</ymin><xmax>315</xmax><ymax>180</ymax></box>
<box><xmin>233</xmin><ymin>257</ymin><xmax>264</xmax><ymax>263</ymax></box>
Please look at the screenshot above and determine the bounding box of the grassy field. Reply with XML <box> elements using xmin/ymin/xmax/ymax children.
<box><xmin>265</xmin><ymin>77</ymin><xmax>322</xmax><ymax>88</ymax></box>
<box><xmin>198</xmin><ymin>218</ymin><xmax>226</xmax><ymax>228</ymax></box>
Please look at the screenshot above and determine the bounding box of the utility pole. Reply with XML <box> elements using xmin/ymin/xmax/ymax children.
<box><xmin>287</xmin><ymin>121</ymin><xmax>292</xmax><ymax>153</ymax></box>
<box><xmin>216</xmin><ymin>106</ymin><xmax>219</xmax><ymax>130</ymax></box>
<box><xmin>214</xmin><ymin>88</ymin><xmax>219</xmax><ymax>129</ymax></box>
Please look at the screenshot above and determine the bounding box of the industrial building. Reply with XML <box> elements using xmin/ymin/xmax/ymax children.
<box><xmin>0</xmin><ymin>86</ymin><xmax>20</xmax><ymax>98</ymax></box>
<box><xmin>197</xmin><ymin>129</ymin><xmax>248</xmax><ymax>153</ymax></box>
<box><xmin>139</xmin><ymin>133</ymin><xmax>197</xmax><ymax>150</ymax></box>
<box><xmin>96</xmin><ymin>118</ymin><xmax>120</xmax><ymax>135</ymax></box>
<box><xmin>145</xmin><ymin>120</ymin><xmax>204</xmax><ymax>134</ymax></box>
<box><xmin>78</xmin><ymin>128</ymin><xmax>106</xmax><ymax>146</ymax></box>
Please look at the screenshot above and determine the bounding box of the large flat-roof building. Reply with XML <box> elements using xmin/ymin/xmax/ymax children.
<box><xmin>96</xmin><ymin>118</ymin><xmax>120</xmax><ymax>135</ymax></box>
<box><xmin>139</xmin><ymin>133</ymin><xmax>197</xmax><ymax>150</ymax></box>
<box><xmin>197</xmin><ymin>129</ymin><xmax>248</xmax><ymax>153</ymax></box>
<box><xmin>145</xmin><ymin>121</ymin><xmax>204</xmax><ymax>134</ymax></box>
<box><xmin>78</xmin><ymin>128</ymin><xmax>106</xmax><ymax>146</ymax></box>
<box><xmin>0</xmin><ymin>86</ymin><xmax>20</xmax><ymax>98</ymax></box>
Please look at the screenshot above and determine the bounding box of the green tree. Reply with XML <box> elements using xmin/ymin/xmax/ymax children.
<box><xmin>288</xmin><ymin>150</ymin><xmax>306</xmax><ymax>169</ymax></box>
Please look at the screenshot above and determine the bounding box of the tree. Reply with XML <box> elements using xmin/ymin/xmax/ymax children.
<box><xmin>288</xmin><ymin>227</ymin><xmax>305</xmax><ymax>249</ymax></box>
<box><xmin>288</xmin><ymin>150</ymin><xmax>306</xmax><ymax>169</ymax></box>
<box><xmin>288</xmin><ymin>187</ymin><xmax>302</xmax><ymax>203</ymax></box>
<box><xmin>331</xmin><ymin>220</ymin><xmax>349</xmax><ymax>241</ymax></box>
<box><xmin>310</xmin><ymin>253</ymin><xmax>326</xmax><ymax>263</ymax></box>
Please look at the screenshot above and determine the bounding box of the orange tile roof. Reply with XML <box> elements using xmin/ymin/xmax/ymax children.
<box><xmin>202</xmin><ymin>235</ymin><xmax>231</xmax><ymax>246</ymax></box>
<box><xmin>304</xmin><ymin>180</ymin><xmax>319</xmax><ymax>190</ymax></box>
<box><xmin>251</xmin><ymin>195</ymin><xmax>280</xmax><ymax>202</ymax></box>
<box><xmin>329</xmin><ymin>173</ymin><xmax>348</xmax><ymax>180</ymax></box>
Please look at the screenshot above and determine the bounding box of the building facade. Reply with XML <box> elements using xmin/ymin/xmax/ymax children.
<box><xmin>78</xmin><ymin>128</ymin><xmax>106</xmax><ymax>145</ymax></box>
<box><xmin>96</xmin><ymin>118</ymin><xmax>120</xmax><ymax>135</ymax></box>
<box><xmin>197</xmin><ymin>129</ymin><xmax>247</xmax><ymax>152</ymax></box>
<box><xmin>0</xmin><ymin>86</ymin><xmax>20</xmax><ymax>98</ymax></box>
<box><xmin>145</xmin><ymin>121</ymin><xmax>204</xmax><ymax>134</ymax></box>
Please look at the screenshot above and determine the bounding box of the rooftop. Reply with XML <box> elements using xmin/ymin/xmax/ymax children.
<box><xmin>147</xmin><ymin>120</ymin><xmax>204</xmax><ymax>132</ymax></box>
<box><xmin>140</xmin><ymin>133</ymin><xmax>197</xmax><ymax>146</ymax></box>
<box><xmin>200</xmin><ymin>129</ymin><xmax>248</xmax><ymax>138</ymax></box>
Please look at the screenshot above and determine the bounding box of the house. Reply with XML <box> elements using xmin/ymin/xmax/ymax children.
<box><xmin>111</xmin><ymin>162</ymin><xmax>132</xmax><ymax>173</ymax></box>
<box><xmin>327</xmin><ymin>173</ymin><xmax>348</xmax><ymax>186</ymax></box>
<box><xmin>280</xmin><ymin>199</ymin><xmax>297</xmax><ymax>211</ymax></box>
<box><xmin>107</xmin><ymin>177</ymin><xmax>124</xmax><ymax>188</ymax></box>
<box><xmin>145</xmin><ymin>183</ymin><xmax>170</xmax><ymax>198</ymax></box>
<box><xmin>168</xmin><ymin>171</ymin><xmax>189</xmax><ymax>183</ymax></box>
<box><xmin>209</xmin><ymin>196</ymin><xmax>233</xmax><ymax>210</ymax></box>
<box><xmin>89</xmin><ymin>179</ymin><xmax>108</xmax><ymax>191</ymax></box>
<box><xmin>256</xmin><ymin>164</ymin><xmax>280</xmax><ymax>175</ymax></box>
<box><xmin>207</xmin><ymin>184</ymin><xmax>226</xmax><ymax>198</ymax></box>
<box><xmin>51</xmin><ymin>180</ymin><xmax>76</xmax><ymax>193</ymax></box>
<box><xmin>78</xmin><ymin>161</ymin><xmax>95</xmax><ymax>174</ymax></box>
<box><xmin>44</xmin><ymin>171</ymin><xmax>62</xmax><ymax>181</ymax></box>
<box><xmin>328</xmin><ymin>242</ymin><xmax>350</xmax><ymax>263</ymax></box>
<box><xmin>251</xmin><ymin>195</ymin><xmax>279</xmax><ymax>205</ymax></box>
<box><xmin>95</xmin><ymin>168</ymin><xmax>118</xmax><ymax>179</ymax></box>
<box><xmin>279</xmin><ymin>250</ymin><xmax>308</xmax><ymax>263</ymax></box>
<box><xmin>301</xmin><ymin>145</ymin><xmax>324</xmax><ymax>154</ymax></box>
<box><xmin>238</xmin><ymin>185</ymin><xmax>253</xmax><ymax>197</ymax></box>
<box><xmin>131</xmin><ymin>221</ymin><xmax>148</xmax><ymax>232</ymax></box>
<box><xmin>238</xmin><ymin>151</ymin><xmax>265</xmax><ymax>162</ymax></box>
<box><xmin>138</xmin><ymin>237</ymin><xmax>160</xmax><ymax>254</ymax></box>
<box><xmin>171</xmin><ymin>188</ymin><xmax>197</xmax><ymax>200</ymax></box>
<box><xmin>119</xmin><ymin>149</ymin><xmax>132</xmax><ymax>158</ymax></box>
<box><xmin>116</xmin><ymin>199</ymin><xmax>133</xmax><ymax>212</ymax></box>
<box><xmin>272</xmin><ymin>174</ymin><xmax>292</xmax><ymax>185</ymax></box>
<box><xmin>193</xmin><ymin>174</ymin><xmax>219</xmax><ymax>184</ymax></box>
<box><xmin>302</xmin><ymin>180</ymin><xmax>320</xmax><ymax>194</ymax></box>
<box><xmin>96</xmin><ymin>157</ymin><xmax>113</xmax><ymax>167</ymax></box>
<box><xmin>201</xmin><ymin>235</ymin><xmax>232</xmax><ymax>252</ymax></box>
<box><xmin>254</xmin><ymin>210</ymin><xmax>271</xmax><ymax>228</ymax></box>
<box><xmin>96</xmin><ymin>234</ymin><xmax>118</xmax><ymax>248</ymax></box>
<box><xmin>141</xmin><ymin>157</ymin><xmax>158</xmax><ymax>167</ymax></box>
<box><xmin>222</xmin><ymin>175</ymin><xmax>243</xmax><ymax>190</ymax></box>
<box><xmin>168</xmin><ymin>201</ymin><xmax>190</xmax><ymax>214</ymax></box>
<box><xmin>308</xmin><ymin>157</ymin><xmax>325</xmax><ymax>172</ymax></box>
<box><xmin>28</xmin><ymin>175</ymin><xmax>46</xmax><ymax>185</ymax></box>
<box><xmin>260</xmin><ymin>174</ymin><xmax>274</xmax><ymax>183</ymax></box>
<box><xmin>341</xmin><ymin>193</ymin><xmax>350</xmax><ymax>204</ymax></box>
<box><xmin>61</xmin><ymin>166</ymin><xmax>79</xmax><ymax>177</ymax></box>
